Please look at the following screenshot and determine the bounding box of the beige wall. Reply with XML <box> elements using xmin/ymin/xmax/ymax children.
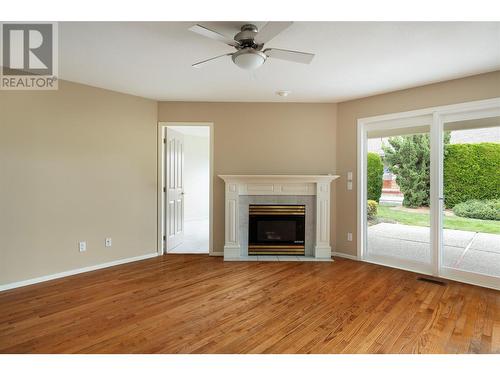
<box><xmin>0</xmin><ymin>80</ymin><xmax>158</xmax><ymax>284</ymax></box>
<box><xmin>158</xmin><ymin>103</ymin><xmax>338</xmax><ymax>254</ymax></box>
<box><xmin>336</xmin><ymin>71</ymin><xmax>500</xmax><ymax>256</ymax></box>
<box><xmin>2</xmin><ymin>71</ymin><xmax>499</xmax><ymax>286</ymax></box>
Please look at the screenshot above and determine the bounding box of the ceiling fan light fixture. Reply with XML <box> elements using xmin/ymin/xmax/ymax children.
<box><xmin>232</xmin><ymin>49</ymin><xmax>267</xmax><ymax>70</ymax></box>
<box><xmin>189</xmin><ymin>22</ymin><xmax>315</xmax><ymax>69</ymax></box>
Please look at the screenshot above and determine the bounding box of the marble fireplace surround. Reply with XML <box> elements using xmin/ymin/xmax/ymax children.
<box><xmin>219</xmin><ymin>175</ymin><xmax>340</xmax><ymax>261</ymax></box>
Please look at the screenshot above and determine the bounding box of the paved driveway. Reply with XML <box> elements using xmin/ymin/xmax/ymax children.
<box><xmin>368</xmin><ymin>223</ymin><xmax>500</xmax><ymax>277</ymax></box>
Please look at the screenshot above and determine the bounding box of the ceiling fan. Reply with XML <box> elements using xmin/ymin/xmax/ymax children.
<box><xmin>189</xmin><ymin>22</ymin><xmax>315</xmax><ymax>70</ymax></box>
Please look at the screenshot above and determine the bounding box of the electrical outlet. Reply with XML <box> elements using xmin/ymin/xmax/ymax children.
<box><xmin>347</xmin><ymin>232</ymin><xmax>353</xmax><ymax>242</ymax></box>
<box><xmin>105</xmin><ymin>238</ymin><xmax>112</xmax><ymax>247</ymax></box>
<box><xmin>347</xmin><ymin>181</ymin><xmax>353</xmax><ymax>190</ymax></box>
<box><xmin>79</xmin><ymin>241</ymin><xmax>87</xmax><ymax>252</ymax></box>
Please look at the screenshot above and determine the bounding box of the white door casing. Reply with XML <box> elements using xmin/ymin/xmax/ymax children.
<box><xmin>165</xmin><ymin>128</ymin><xmax>184</xmax><ymax>251</ymax></box>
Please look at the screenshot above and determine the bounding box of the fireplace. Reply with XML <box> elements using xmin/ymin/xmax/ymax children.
<box><xmin>220</xmin><ymin>175</ymin><xmax>339</xmax><ymax>260</ymax></box>
<box><xmin>248</xmin><ymin>205</ymin><xmax>305</xmax><ymax>256</ymax></box>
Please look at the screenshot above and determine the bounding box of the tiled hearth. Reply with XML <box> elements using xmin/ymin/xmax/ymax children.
<box><xmin>225</xmin><ymin>255</ymin><xmax>333</xmax><ymax>262</ymax></box>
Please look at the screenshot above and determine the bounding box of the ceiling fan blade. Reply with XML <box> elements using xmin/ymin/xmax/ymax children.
<box><xmin>254</xmin><ymin>22</ymin><xmax>293</xmax><ymax>44</ymax></box>
<box><xmin>189</xmin><ymin>24</ymin><xmax>240</xmax><ymax>47</ymax></box>
<box><xmin>192</xmin><ymin>53</ymin><xmax>233</xmax><ymax>68</ymax></box>
<box><xmin>264</xmin><ymin>48</ymin><xmax>314</xmax><ymax>64</ymax></box>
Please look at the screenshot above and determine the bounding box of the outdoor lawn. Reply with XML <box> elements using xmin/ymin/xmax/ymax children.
<box><xmin>367</xmin><ymin>136</ymin><xmax>499</xmax><ymax>277</ymax></box>
<box><xmin>376</xmin><ymin>205</ymin><xmax>500</xmax><ymax>234</ymax></box>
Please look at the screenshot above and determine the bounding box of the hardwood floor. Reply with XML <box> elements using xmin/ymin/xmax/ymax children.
<box><xmin>0</xmin><ymin>255</ymin><xmax>499</xmax><ymax>353</ymax></box>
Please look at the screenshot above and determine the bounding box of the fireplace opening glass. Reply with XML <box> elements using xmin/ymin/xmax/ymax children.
<box><xmin>256</xmin><ymin>219</ymin><xmax>301</xmax><ymax>243</ymax></box>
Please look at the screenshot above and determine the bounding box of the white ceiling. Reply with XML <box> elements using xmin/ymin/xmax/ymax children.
<box><xmin>59</xmin><ymin>22</ymin><xmax>500</xmax><ymax>102</ymax></box>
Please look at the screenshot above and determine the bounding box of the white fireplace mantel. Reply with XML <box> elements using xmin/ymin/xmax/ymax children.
<box><xmin>219</xmin><ymin>174</ymin><xmax>340</xmax><ymax>260</ymax></box>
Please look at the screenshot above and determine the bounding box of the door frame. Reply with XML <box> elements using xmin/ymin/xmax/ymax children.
<box><xmin>357</xmin><ymin>97</ymin><xmax>500</xmax><ymax>289</ymax></box>
<box><xmin>157</xmin><ymin>122</ymin><xmax>214</xmax><ymax>256</ymax></box>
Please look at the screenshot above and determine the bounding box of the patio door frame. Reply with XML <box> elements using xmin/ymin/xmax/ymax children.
<box><xmin>357</xmin><ymin>97</ymin><xmax>500</xmax><ymax>290</ymax></box>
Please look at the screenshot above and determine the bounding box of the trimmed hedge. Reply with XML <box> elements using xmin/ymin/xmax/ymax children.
<box><xmin>453</xmin><ymin>199</ymin><xmax>500</xmax><ymax>221</ymax></box>
<box><xmin>367</xmin><ymin>152</ymin><xmax>384</xmax><ymax>202</ymax></box>
<box><xmin>443</xmin><ymin>143</ymin><xmax>500</xmax><ymax>208</ymax></box>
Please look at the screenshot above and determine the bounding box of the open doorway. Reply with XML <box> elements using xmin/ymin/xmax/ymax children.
<box><xmin>159</xmin><ymin>123</ymin><xmax>212</xmax><ymax>254</ymax></box>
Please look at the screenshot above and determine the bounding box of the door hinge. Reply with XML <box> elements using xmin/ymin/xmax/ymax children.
<box><xmin>163</xmin><ymin>138</ymin><xmax>166</xmax><ymax>144</ymax></box>
<box><xmin>163</xmin><ymin>187</ymin><xmax>166</xmax><ymax>193</ymax></box>
<box><xmin>163</xmin><ymin>235</ymin><xmax>166</xmax><ymax>241</ymax></box>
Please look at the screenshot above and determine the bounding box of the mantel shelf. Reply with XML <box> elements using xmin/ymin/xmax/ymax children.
<box><xmin>218</xmin><ymin>174</ymin><xmax>340</xmax><ymax>183</ymax></box>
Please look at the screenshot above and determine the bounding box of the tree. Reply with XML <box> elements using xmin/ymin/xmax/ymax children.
<box><xmin>367</xmin><ymin>152</ymin><xmax>384</xmax><ymax>202</ymax></box>
<box><xmin>382</xmin><ymin>133</ymin><xmax>450</xmax><ymax>208</ymax></box>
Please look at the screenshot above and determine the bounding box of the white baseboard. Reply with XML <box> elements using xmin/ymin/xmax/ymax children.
<box><xmin>210</xmin><ymin>251</ymin><xmax>224</xmax><ymax>256</ymax></box>
<box><xmin>332</xmin><ymin>251</ymin><xmax>359</xmax><ymax>261</ymax></box>
<box><xmin>0</xmin><ymin>252</ymin><xmax>158</xmax><ymax>292</ymax></box>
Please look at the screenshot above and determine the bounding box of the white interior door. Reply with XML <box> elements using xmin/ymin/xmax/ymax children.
<box><xmin>165</xmin><ymin>128</ymin><xmax>184</xmax><ymax>251</ymax></box>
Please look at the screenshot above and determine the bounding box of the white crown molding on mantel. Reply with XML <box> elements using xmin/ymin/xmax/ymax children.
<box><xmin>219</xmin><ymin>174</ymin><xmax>340</xmax><ymax>261</ymax></box>
<box><xmin>218</xmin><ymin>174</ymin><xmax>339</xmax><ymax>183</ymax></box>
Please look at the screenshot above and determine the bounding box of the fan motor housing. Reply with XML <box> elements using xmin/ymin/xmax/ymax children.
<box><xmin>234</xmin><ymin>24</ymin><xmax>262</xmax><ymax>49</ymax></box>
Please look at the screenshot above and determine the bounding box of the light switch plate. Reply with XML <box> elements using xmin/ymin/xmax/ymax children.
<box><xmin>347</xmin><ymin>232</ymin><xmax>353</xmax><ymax>242</ymax></box>
<box><xmin>79</xmin><ymin>241</ymin><xmax>87</xmax><ymax>252</ymax></box>
<box><xmin>347</xmin><ymin>171</ymin><xmax>353</xmax><ymax>181</ymax></box>
<box><xmin>347</xmin><ymin>181</ymin><xmax>353</xmax><ymax>190</ymax></box>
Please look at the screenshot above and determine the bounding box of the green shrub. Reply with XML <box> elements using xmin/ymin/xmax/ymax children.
<box><xmin>382</xmin><ymin>134</ymin><xmax>431</xmax><ymax>208</ymax></box>
<box><xmin>367</xmin><ymin>153</ymin><xmax>384</xmax><ymax>202</ymax></box>
<box><xmin>444</xmin><ymin>143</ymin><xmax>500</xmax><ymax>208</ymax></box>
<box><xmin>367</xmin><ymin>200</ymin><xmax>378</xmax><ymax>220</ymax></box>
<box><xmin>453</xmin><ymin>199</ymin><xmax>500</xmax><ymax>221</ymax></box>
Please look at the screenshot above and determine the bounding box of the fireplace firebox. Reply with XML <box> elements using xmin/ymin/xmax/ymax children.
<box><xmin>248</xmin><ymin>205</ymin><xmax>305</xmax><ymax>256</ymax></box>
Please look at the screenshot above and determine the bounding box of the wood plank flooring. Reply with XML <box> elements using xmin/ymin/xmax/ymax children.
<box><xmin>0</xmin><ymin>255</ymin><xmax>498</xmax><ymax>353</ymax></box>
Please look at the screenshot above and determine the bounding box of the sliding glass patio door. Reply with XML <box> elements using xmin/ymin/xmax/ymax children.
<box><xmin>359</xmin><ymin>98</ymin><xmax>500</xmax><ymax>290</ymax></box>
<box><xmin>364</xmin><ymin>118</ymin><xmax>433</xmax><ymax>275</ymax></box>
<box><xmin>438</xmin><ymin>112</ymin><xmax>500</xmax><ymax>289</ymax></box>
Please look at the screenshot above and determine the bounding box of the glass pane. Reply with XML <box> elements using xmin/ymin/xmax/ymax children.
<box><xmin>257</xmin><ymin>221</ymin><xmax>297</xmax><ymax>242</ymax></box>
<box><xmin>366</xmin><ymin>128</ymin><xmax>431</xmax><ymax>265</ymax></box>
<box><xmin>441</xmin><ymin>118</ymin><xmax>500</xmax><ymax>277</ymax></box>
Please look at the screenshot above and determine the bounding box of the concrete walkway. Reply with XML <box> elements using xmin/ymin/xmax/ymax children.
<box><xmin>368</xmin><ymin>223</ymin><xmax>500</xmax><ymax>277</ymax></box>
